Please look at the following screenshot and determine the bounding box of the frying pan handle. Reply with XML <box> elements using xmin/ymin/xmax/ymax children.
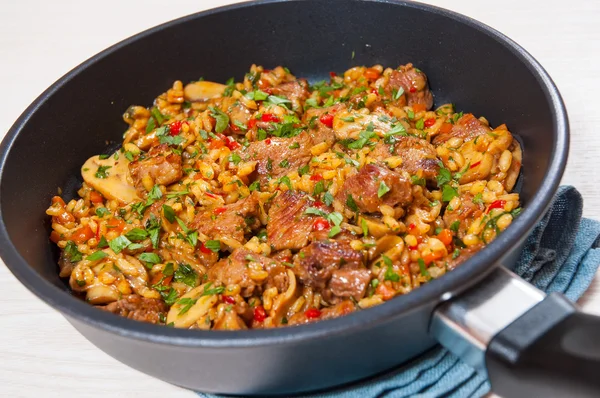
<box><xmin>430</xmin><ymin>266</ymin><xmax>600</xmax><ymax>398</ymax></box>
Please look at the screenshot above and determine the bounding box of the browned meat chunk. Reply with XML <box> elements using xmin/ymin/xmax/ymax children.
<box><xmin>267</xmin><ymin>191</ymin><xmax>316</xmax><ymax>251</ymax></box>
<box><xmin>271</xmin><ymin>79</ymin><xmax>310</xmax><ymax>107</ymax></box>
<box><xmin>207</xmin><ymin>247</ymin><xmax>288</xmax><ymax>295</ymax></box>
<box><xmin>213</xmin><ymin>312</ymin><xmax>248</xmax><ymax>330</ymax></box>
<box><xmin>190</xmin><ymin>192</ymin><xmax>259</xmax><ymax>243</ymax></box>
<box><xmin>239</xmin><ymin>132</ymin><xmax>312</xmax><ymax>183</ymax></box>
<box><xmin>371</xmin><ymin>137</ymin><xmax>440</xmax><ymax>183</ymax></box>
<box><xmin>129</xmin><ymin>144</ymin><xmax>183</xmax><ymax>194</ymax></box>
<box><xmin>445</xmin><ymin>243</ymin><xmax>484</xmax><ymax>271</ymax></box>
<box><xmin>287</xmin><ymin>300</ymin><xmax>356</xmax><ymax>326</ymax></box>
<box><xmin>328</xmin><ymin>269</ymin><xmax>372</xmax><ymax>299</ymax></box>
<box><xmin>336</xmin><ymin>164</ymin><xmax>412</xmax><ymax>213</ymax></box>
<box><xmin>433</xmin><ymin>113</ymin><xmax>491</xmax><ymax>145</ymax></box>
<box><xmin>443</xmin><ymin>192</ymin><xmax>485</xmax><ymax>238</ymax></box>
<box><xmin>294</xmin><ymin>240</ymin><xmax>364</xmax><ymax>289</ymax></box>
<box><xmin>97</xmin><ymin>294</ymin><xmax>167</xmax><ymax>324</ymax></box>
<box><xmin>303</xmin><ymin>104</ymin><xmax>345</xmax><ymax>147</ymax></box>
<box><xmin>388</xmin><ymin>63</ymin><xmax>433</xmax><ymax>110</ymax></box>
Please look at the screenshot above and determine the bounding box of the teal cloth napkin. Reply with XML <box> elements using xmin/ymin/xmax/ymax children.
<box><xmin>197</xmin><ymin>186</ymin><xmax>600</xmax><ymax>398</ymax></box>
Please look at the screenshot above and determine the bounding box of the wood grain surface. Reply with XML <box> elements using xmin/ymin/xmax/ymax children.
<box><xmin>1</xmin><ymin>1</ymin><xmax>599</xmax><ymax>397</ymax></box>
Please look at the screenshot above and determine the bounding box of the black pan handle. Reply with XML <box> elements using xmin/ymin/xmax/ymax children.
<box><xmin>430</xmin><ymin>267</ymin><xmax>600</xmax><ymax>398</ymax></box>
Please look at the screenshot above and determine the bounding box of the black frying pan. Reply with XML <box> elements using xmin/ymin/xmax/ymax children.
<box><xmin>1</xmin><ymin>1</ymin><xmax>597</xmax><ymax>396</ymax></box>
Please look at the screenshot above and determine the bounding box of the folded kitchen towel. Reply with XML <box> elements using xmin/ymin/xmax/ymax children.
<box><xmin>197</xmin><ymin>186</ymin><xmax>600</xmax><ymax>398</ymax></box>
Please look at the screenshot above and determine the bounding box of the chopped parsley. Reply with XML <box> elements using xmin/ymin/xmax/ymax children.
<box><xmin>174</xmin><ymin>263</ymin><xmax>197</xmax><ymax>287</ymax></box>
<box><xmin>377</xmin><ymin>181</ymin><xmax>390</xmax><ymax>198</ymax></box>
<box><xmin>95</xmin><ymin>165</ymin><xmax>112</xmax><ymax>179</ymax></box>
<box><xmin>64</xmin><ymin>241</ymin><xmax>83</xmax><ymax>262</ymax></box>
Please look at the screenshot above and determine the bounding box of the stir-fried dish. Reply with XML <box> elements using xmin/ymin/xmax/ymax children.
<box><xmin>46</xmin><ymin>64</ymin><xmax>522</xmax><ymax>329</ymax></box>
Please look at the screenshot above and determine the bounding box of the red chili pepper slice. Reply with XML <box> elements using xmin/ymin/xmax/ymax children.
<box><xmin>225</xmin><ymin>137</ymin><xmax>241</xmax><ymax>150</ymax></box>
<box><xmin>319</xmin><ymin>113</ymin><xmax>334</xmax><ymax>128</ymax></box>
<box><xmin>265</xmin><ymin>138</ymin><xmax>272</xmax><ymax>145</ymax></box>
<box><xmin>312</xmin><ymin>218</ymin><xmax>330</xmax><ymax>231</ymax></box>
<box><xmin>198</xmin><ymin>242</ymin><xmax>212</xmax><ymax>254</ymax></box>
<box><xmin>169</xmin><ymin>121</ymin><xmax>182</xmax><ymax>136</ymax></box>
<box><xmin>424</xmin><ymin>118</ymin><xmax>436</xmax><ymax>128</ymax></box>
<box><xmin>261</xmin><ymin>113</ymin><xmax>280</xmax><ymax>123</ymax></box>
<box><xmin>214</xmin><ymin>207</ymin><xmax>227</xmax><ymax>215</ymax></box>
<box><xmin>313</xmin><ymin>200</ymin><xmax>324</xmax><ymax>207</ymax></box>
<box><xmin>470</xmin><ymin>161</ymin><xmax>481</xmax><ymax>169</ymax></box>
<box><xmin>487</xmin><ymin>200</ymin><xmax>506</xmax><ymax>213</ymax></box>
<box><xmin>310</xmin><ymin>174</ymin><xmax>324</xmax><ymax>181</ymax></box>
<box><xmin>409</xmin><ymin>87</ymin><xmax>417</xmax><ymax>93</ymax></box>
<box><xmin>205</xmin><ymin>192</ymin><xmax>218</xmax><ymax>199</ymax></box>
<box><xmin>329</xmin><ymin>71</ymin><xmax>337</xmax><ymax>78</ymax></box>
<box><xmin>305</xmin><ymin>308</ymin><xmax>321</xmax><ymax>319</ymax></box>
<box><xmin>254</xmin><ymin>306</ymin><xmax>267</xmax><ymax>322</ymax></box>
<box><xmin>222</xmin><ymin>295</ymin><xmax>236</xmax><ymax>304</ymax></box>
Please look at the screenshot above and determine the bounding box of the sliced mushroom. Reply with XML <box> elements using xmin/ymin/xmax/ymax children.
<box><xmin>184</xmin><ymin>81</ymin><xmax>227</xmax><ymax>102</ymax></box>
<box><xmin>270</xmin><ymin>270</ymin><xmax>298</xmax><ymax>323</ymax></box>
<box><xmin>86</xmin><ymin>285</ymin><xmax>120</xmax><ymax>304</ymax></box>
<box><xmin>166</xmin><ymin>283</ymin><xmax>220</xmax><ymax>328</ymax></box>
<box><xmin>359</xmin><ymin>215</ymin><xmax>393</xmax><ymax>238</ymax></box>
<box><xmin>371</xmin><ymin>235</ymin><xmax>405</xmax><ymax>261</ymax></box>
<box><xmin>505</xmin><ymin>141</ymin><xmax>522</xmax><ymax>191</ymax></box>
<box><xmin>333</xmin><ymin>110</ymin><xmax>393</xmax><ymax>140</ymax></box>
<box><xmin>81</xmin><ymin>154</ymin><xmax>139</xmax><ymax>204</ymax></box>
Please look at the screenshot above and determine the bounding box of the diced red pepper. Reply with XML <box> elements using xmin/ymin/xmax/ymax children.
<box><xmin>71</xmin><ymin>225</ymin><xmax>94</xmax><ymax>244</ymax></box>
<box><xmin>329</xmin><ymin>71</ymin><xmax>337</xmax><ymax>78</ymax></box>
<box><xmin>440</xmin><ymin>122</ymin><xmax>453</xmax><ymax>134</ymax></box>
<box><xmin>424</xmin><ymin>118</ymin><xmax>436</xmax><ymax>128</ymax></box>
<box><xmin>437</xmin><ymin>229</ymin><xmax>453</xmax><ymax>246</ymax></box>
<box><xmin>409</xmin><ymin>86</ymin><xmax>417</xmax><ymax>93</ymax></box>
<box><xmin>247</xmin><ymin>118</ymin><xmax>257</xmax><ymax>129</ymax></box>
<box><xmin>305</xmin><ymin>308</ymin><xmax>321</xmax><ymax>319</ymax></box>
<box><xmin>313</xmin><ymin>200</ymin><xmax>324</xmax><ymax>207</ymax></box>
<box><xmin>312</xmin><ymin>218</ymin><xmax>330</xmax><ymax>231</ymax></box>
<box><xmin>254</xmin><ymin>306</ymin><xmax>267</xmax><ymax>322</ymax></box>
<box><xmin>310</xmin><ymin>174</ymin><xmax>323</xmax><ymax>182</ymax></box>
<box><xmin>265</xmin><ymin>138</ymin><xmax>272</xmax><ymax>145</ymax></box>
<box><xmin>89</xmin><ymin>191</ymin><xmax>104</xmax><ymax>204</ymax></box>
<box><xmin>214</xmin><ymin>207</ymin><xmax>227</xmax><ymax>215</ymax></box>
<box><xmin>319</xmin><ymin>113</ymin><xmax>334</xmax><ymax>128</ymax></box>
<box><xmin>261</xmin><ymin>113</ymin><xmax>280</xmax><ymax>123</ymax></box>
<box><xmin>222</xmin><ymin>295</ymin><xmax>236</xmax><ymax>304</ymax></box>
<box><xmin>470</xmin><ymin>161</ymin><xmax>481</xmax><ymax>169</ymax></box>
<box><xmin>225</xmin><ymin>137</ymin><xmax>241</xmax><ymax>150</ymax></box>
<box><xmin>169</xmin><ymin>121</ymin><xmax>182</xmax><ymax>136</ymax></box>
<box><xmin>412</xmin><ymin>103</ymin><xmax>426</xmax><ymax>112</ymax></box>
<box><xmin>198</xmin><ymin>242</ymin><xmax>212</xmax><ymax>254</ymax></box>
<box><xmin>487</xmin><ymin>200</ymin><xmax>506</xmax><ymax>213</ymax></box>
<box><xmin>107</xmin><ymin>218</ymin><xmax>125</xmax><ymax>233</ymax></box>
<box><xmin>364</xmin><ymin>68</ymin><xmax>381</xmax><ymax>80</ymax></box>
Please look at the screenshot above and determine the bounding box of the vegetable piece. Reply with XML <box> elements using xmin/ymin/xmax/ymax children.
<box><xmin>304</xmin><ymin>308</ymin><xmax>321</xmax><ymax>319</ymax></box>
<box><xmin>183</xmin><ymin>81</ymin><xmax>226</xmax><ymax>102</ymax></box>
<box><xmin>487</xmin><ymin>200</ymin><xmax>507</xmax><ymax>213</ymax></box>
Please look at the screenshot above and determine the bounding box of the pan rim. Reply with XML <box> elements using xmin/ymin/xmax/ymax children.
<box><xmin>0</xmin><ymin>0</ymin><xmax>569</xmax><ymax>348</ymax></box>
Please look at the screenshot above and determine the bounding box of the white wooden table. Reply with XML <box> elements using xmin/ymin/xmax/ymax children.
<box><xmin>1</xmin><ymin>1</ymin><xmax>599</xmax><ymax>396</ymax></box>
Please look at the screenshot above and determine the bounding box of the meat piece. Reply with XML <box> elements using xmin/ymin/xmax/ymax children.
<box><xmin>328</xmin><ymin>269</ymin><xmax>372</xmax><ymax>299</ymax></box>
<box><xmin>433</xmin><ymin>113</ymin><xmax>491</xmax><ymax>145</ymax></box>
<box><xmin>97</xmin><ymin>294</ymin><xmax>167</xmax><ymax>324</ymax></box>
<box><xmin>443</xmin><ymin>193</ymin><xmax>485</xmax><ymax>238</ymax></box>
<box><xmin>388</xmin><ymin>63</ymin><xmax>434</xmax><ymax>109</ymax></box>
<box><xmin>336</xmin><ymin>164</ymin><xmax>413</xmax><ymax>213</ymax></box>
<box><xmin>207</xmin><ymin>247</ymin><xmax>288</xmax><ymax>295</ymax></box>
<box><xmin>303</xmin><ymin>104</ymin><xmax>345</xmax><ymax>147</ymax></box>
<box><xmin>239</xmin><ymin>132</ymin><xmax>312</xmax><ymax>183</ymax></box>
<box><xmin>287</xmin><ymin>300</ymin><xmax>356</xmax><ymax>326</ymax></box>
<box><xmin>190</xmin><ymin>192</ymin><xmax>259</xmax><ymax>243</ymax></box>
<box><xmin>213</xmin><ymin>312</ymin><xmax>248</xmax><ymax>330</ymax></box>
<box><xmin>267</xmin><ymin>191</ymin><xmax>316</xmax><ymax>251</ymax></box>
<box><xmin>294</xmin><ymin>240</ymin><xmax>364</xmax><ymax>289</ymax></box>
<box><xmin>129</xmin><ymin>144</ymin><xmax>183</xmax><ymax>194</ymax></box>
<box><xmin>271</xmin><ymin>79</ymin><xmax>310</xmax><ymax>109</ymax></box>
<box><xmin>445</xmin><ymin>243</ymin><xmax>484</xmax><ymax>271</ymax></box>
<box><xmin>371</xmin><ymin>137</ymin><xmax>440</xmax><ymax>183</ymax></box>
